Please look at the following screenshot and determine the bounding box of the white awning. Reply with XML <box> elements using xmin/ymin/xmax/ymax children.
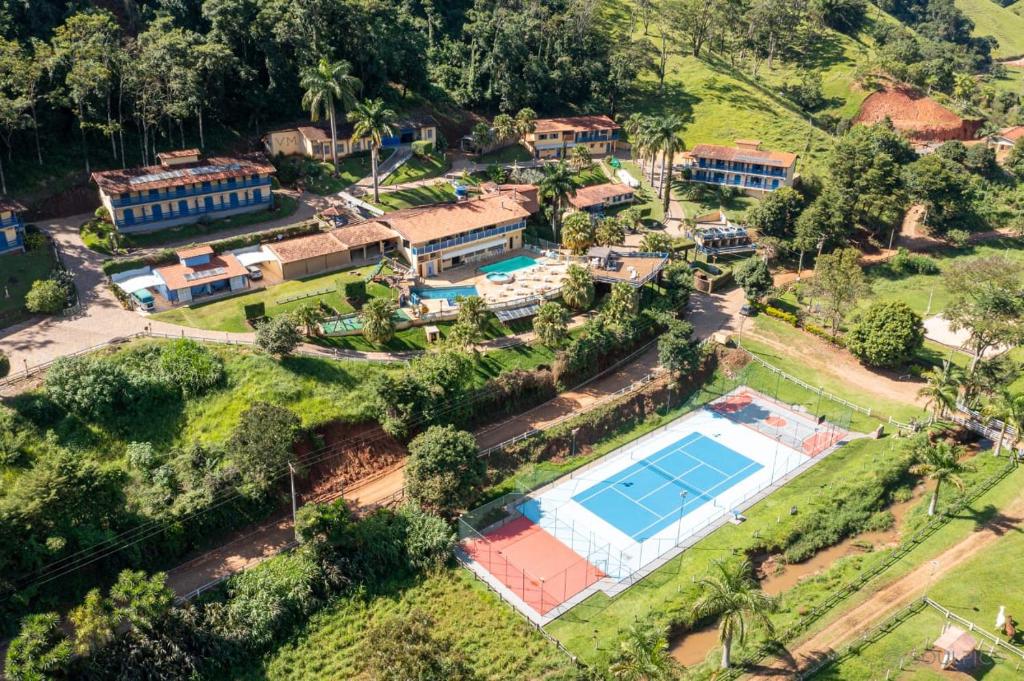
<box><xmin>115</xmin><ymin>274</ymin><xmax>163</xmax><ymax>295</ymax></box>
<box><xmin>441</xmin><ymin>237</ymin><xmax>507</xmax><ymax>260</ymax></box>
<box><xmin>234</xmin><ymin>250</ymin><xmax>275</xmax><ymax>267</ymax></box>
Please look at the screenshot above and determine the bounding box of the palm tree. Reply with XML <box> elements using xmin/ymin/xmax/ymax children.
<box><xmin>532</xmin><ymin>301</ymin><xmax>569</xmax><ymax>348</ymax></box>
<box><xmin>570</xmin><ymin>144</ymin><xmax>592</xmax><ymax>172</ymax></box>
<box><xmin>538</xmin><ymin>161</ymin><xmax>577</xmax><ymax>243</ymax></box>
<box><xmin>596</xmin><ymin>216</ymin><xmax>626</xmax><ymax>246</ymax></box>
<box><xmin>910</xmin><ymin>440</ymin><xmax>976</xmax><ymax>516</ymax></box>
<box><xmin>360</xmin><ymin>297</ymin><xmax>396</xmax><ymax>346</ymax></box>
<box><xmin>651</xmin><ymin>114</ymin><xmax>687</xmax><ymax>215</ymax></box>
<box><xmin>561</xmin><ymin>211</ymin><xmax>595</xmax><ymax>254</ymax></box>
<box><xmin>455</xmin><ymin>295</ymin><xmax>488</xmax><ymax>336</ymax></box>
<box><xmin>470</xmin><ymin>121</ymin><xmax>494</xmax><ymax>153</ymax></box>
<box><xmin>918</xmin><ymin>361</ymin><xmax>962</xmax><ymax>418</ymax></box>
<box><xmin>514</xmin><ymin>107</ymin><xmax>537</xmax><ymax>139</ymax></box>
<box><xmin>347</xmin><ymin>99</ymin><xmax>397</xmax><ymax>203</ymax></box>
<box><xmin>693</xmin><ymin>559</ymin><xmax>777</xmax><ymax>670</ymax></box>
<box><xmin>982</xmin><ymin>389</ymin><xmax>1024</xmax><ymax>457</ymax></box>
<box><xmin>561</xmin><ymin>264</ymin><xmax>595</xmax><ymax>311</ymax></box>
<box><xmin>491</xmin><ymin>114</ymin><xmax>517</xmax><ymax>145</ymax></box>
<box><xmin>608</xmin><ymin>619</ymin><xmax>676</xmax><ymax>680</ymax></box>
<box><xmin>300</xmin><ymin>57</ymin><xmax>361</xmax><ymax>174</ymax></box>
<box><xmin>294</xmin><ymin>302</ymin><xmax>326</xmax><ymax>337</ymax></box>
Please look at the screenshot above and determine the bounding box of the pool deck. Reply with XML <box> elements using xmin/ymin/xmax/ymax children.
<box><xmin>412</xmin><ymin>250</ymin><xmax>569</xmax><ymax>314</ymax></box>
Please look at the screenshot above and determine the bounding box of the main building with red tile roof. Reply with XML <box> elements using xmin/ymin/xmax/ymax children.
<box><xmin>91</xmin><ymin>149</ymin><xmax>276</xmax><ymax>233</ymax></box>
<box><xmin>687</xmin><ymin>140</ymin><xmax>797</xmax><ymax>195</ymax></box>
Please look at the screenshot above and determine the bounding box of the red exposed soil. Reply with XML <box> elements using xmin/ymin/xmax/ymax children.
<box><xmin>854</xmin><ymin>85</ymin><xmax>982</xmax><ymax>142</ymax></box>
<box><xmin>293</xmin><ymin>421</ymin><xmax>407</xmax><ymax>503</ymax></box>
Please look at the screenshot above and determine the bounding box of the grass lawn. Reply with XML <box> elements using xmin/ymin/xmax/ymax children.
<box><xmin>382</xmin><ymin>152</ymin><xmax>450</xmax><ymax>186</ymax></box>
<box><xmin>278</xmin><ymin>151</ymin><xmax>397</xmax><ymax>195</ymax></box>
<box><xmin>478</xmin><ymin>144</ymin><xmax>533</xmax><ymax>164</ymax></box>
<box><xmin>678</xmin><ymin>190</ymin><xmax>758</xmax><ymax>223</ymax></box>
<box><xmin>741</xmin><ymin>316</ymin><xmax>929</xmax><ymax>423</ymax></box>
<box><xmin>574</xmin><ymin>165</ymin><xmax>610</xmax><ymax>187</ymax></box>
<box><xmin>373</xmin><ymin>183</ymin><xmax>456</xmax><ymax>211</ymax></box>
<box><xmin>954</xmin><ymin>0</ymin><xmax>1024</xmax><ymax>58</ymax></box>
<box><xmin>313</xmin><ymin>314</ymin><xmax>527</xmax><ymax>353</ymax></box>
<box><xmin>81</xmin><ymin>194</ymin><xmax>300</xmax><ymax>253</ymax></box>
<box><xmin>614</xmin><ymin>160</ymin><xmax>666</xmax><ymax>223</ymax></box>
<box><xmin>153</xmin><ymin>266</ymin><xmax>394</xmax><ymax>333</ymax></box>
<box><xmin>0</xmin><ymin>247</ymin><xmax>56</xmax><ymax>316</ymax></box>
<box><xmin>233</xmin><ymin>570</ymin><xmax>578</xmax><ymax>681</ymax></box>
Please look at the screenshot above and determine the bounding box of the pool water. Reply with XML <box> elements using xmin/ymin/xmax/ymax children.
<box><xmin>410</xmin><ymin>285</ymin><xmax>479</xmax><ymax>303</ymax></box>
<box><xmin>480</xmin><ymin>255</ymin><xmax>539</xmax><ymax>275</ymax></box>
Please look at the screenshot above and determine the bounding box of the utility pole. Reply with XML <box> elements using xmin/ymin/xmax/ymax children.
<box><xmin>288</xmin><ymin>463</ymin><xmax>299</xmax><ymax>542</ymax></box>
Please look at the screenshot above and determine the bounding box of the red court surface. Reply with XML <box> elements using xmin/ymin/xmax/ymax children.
<box><xmin>801</xmin><ymin>429</ymin><xmax>847</xmax><ymax>456</ymax></box>
<box><xmin>712</xmin><ymin>393</ymin><xmax>753</xmax><ymax>413</ymax></box>
<box><xmin>462</xmin><ymin>516</ymin><xmax>605</xmax><ymax>615</ymax></box>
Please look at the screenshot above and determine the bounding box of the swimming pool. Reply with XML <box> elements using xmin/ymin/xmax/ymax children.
<box><xmin>410</xmin><ymin>285</ymin><xmax>479</xmax><ymax>304</ymax></box>
<box><xmin>480</xmin><ymin>255</ymin><xmax>539</xmax><ymax>275</ymax></box>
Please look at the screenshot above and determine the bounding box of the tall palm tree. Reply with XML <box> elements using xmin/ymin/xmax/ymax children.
<box><xmin>609</xmin><ymin>620</ymin><xmax>676</xmax><ymax>680</ymax></box>
<box><xmin>693</xmin><ymin>560</ymin><xmax>777</xmax><ymax>670</ymax></box>
<box><xmin>561</xmin><ymin>264</ymin><xmax>595</xmax><ymax>311</ymax></box>
<box><xmin>910</xmin><ymin>440</ymin><xmax>976</xmax><ymax>516</ymax></box>
<box><xmin>514</xmin><ymin>107</ymin><xmax>537</xmax><ymax>139</ymax></box>
<box><xmin>983</xmin><ymin>389</ymin><xmax>1024</xmax><ymax>457</ymax></box>
<box><xmin>348</xmin><ymin>98</ymin><xmax>397</xmax><ymax>203</ymax></box>
<box><xmin>918</xmin><ymin>361</ymin><xmax>962</xmax><ymax>418</ymax></box>
<box><xmin>538</xmin><ymin>161</ymin><xmax>577</xmax><ymax>243</ymax></box>
<box><xmin>470</xmin><ymin>121</ymin><xmax>494</xmax><ymax>153</ymax></box>
<box><xmin>300</xmin><ymin>57</ymin><xmax>361</xmax><ymax>174</ymax></box>
<box><xmin>561</xmin><ymin>211</ymin><xmax>596</xmax><ymax>254</ymax></box>
<box><xmin>360</xmin><ymin>297</ymin><xmax>396</xmax><ymax>346</ymax></box>
<box><xmin>491</xmin><ymin>114</ymin><xmax>517</xmax><ymax>145</ymax></box>
<box><xmin>651</xmin><ymin>114</ymin><xmax>687</xmax><ymax>215</ymax></box>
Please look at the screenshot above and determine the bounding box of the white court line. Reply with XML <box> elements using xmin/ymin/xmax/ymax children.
<box><xmin>629</xmin><ymin>459</ymin><xmax>764</xmax><ymax>539</ymax></box>
<box><xmin>573</xmin><ymin>435</ymin><xmax>702</xmax><ymax>504</ymax></box>
<box><xmin>635</xmin><ymin>456</ymin><xmax>706</xmax><ymax>503</ymax></box>
<box><xmin>606</xmin><ymin>482</ymin><xmax>663</xmax><ymax>519</ymax></box>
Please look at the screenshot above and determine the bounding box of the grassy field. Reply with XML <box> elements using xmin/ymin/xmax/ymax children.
<box><xmin>383</xmin><ymin>152</ymin><xmax>450</xmax><ymax>186</ymax></box>
<box><xmin>152</xmin><ymin>266</ymin><xmax>394</xmax><ymax>333</ymax></box>
<box><xmin>312</xmin><ymin>313</ymin><xmax>527</xmax><ymax>353</ymax></box>
<box><xmin>813</xmin><ymin>497</ymin><xmax>1024</xmax><ymax>680</ymax></box>
<box><xmin>280</xmin><ymin>151</ymin><xmax>396</xmax><ymax>195</ymax></box>
<box><xmin>234</xmin><ymin>570</ymin><xmax>578</xmax><ymax>681</ymax></box>
<box><xmin>0</xmin><ymin>246</ymin><xmax>55</xmax><ymax>315</ymax></box>
<box><xmin>955</xmin><ymin>0</ymin><xmax>1024</xmax><ymax>58</ymax></box>
<box><xmin>374</xmin><ymin>183</ymin><xmax>456</xmax><ymax>211</ymax></box>
<box><xmin>613</xmin><ymin>159</ymin><xmax>666</xmax><ymax>223</ymax></box>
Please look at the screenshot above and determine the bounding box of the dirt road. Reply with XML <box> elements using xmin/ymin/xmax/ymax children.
<box><xmin>746</xmin><ymin>490</ymin><xmax>1024</xmax><ymax>678</ymax></box>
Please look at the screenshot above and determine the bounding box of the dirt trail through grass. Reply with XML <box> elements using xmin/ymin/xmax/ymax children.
<box><xmin>746</xmin><ymin>489</ymin><xmax>1024</xmax><ymax>679</ymax></box>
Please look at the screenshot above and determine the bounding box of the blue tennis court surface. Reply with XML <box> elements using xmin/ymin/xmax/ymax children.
<box><xmin>571</xmin><ymin>431</ymin><xmax>762</xmax><ymax>541</ymax></box>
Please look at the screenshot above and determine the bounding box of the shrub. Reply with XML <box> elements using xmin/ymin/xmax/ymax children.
<box><xmin>343</xmin><ymin>279</ymin><xmax>367</xmax><ymax>305</ymax></box>
<box><xmin>411</xmin><ymin>139</ymin><xmax>433</xmax><ymax>157</ymax></box>
<box><xmin>44</xmin><ymin>355</ymin><xmax>172</xmax><ymax>428</ymax></box>
<box><xmin>889</xmin><ymin>247</ymin><xmax>939</xmax><ymax>275</ymax></box>
<box><xmin>846</xmin><ymin>300</ymin><xmax>924</xmax><ymax>367</ymax></box>
<box><xmin>945</xmin><ymin>228</ymin><xmax>970</xmax><ymax>247</ymax></box>
<box><xmin>157</xmin><ymin>339</ymin><xmax>225</xmax><ymax>397</ymax></box>
<box><xmin>24</xmin><ymin>279</ymin><xmax>66</xmax><ymax>314</ymax></box>
<box><xmin>401</xmin><ymin>505</ymin><xmax>456</xmax><ymax>573</ymax></box>
<box><xmin>532</xmin><ymin>301</ymin><xmax>569</xmax><ymax>348</ymax></box>
<box><xmin>243</xmin><ymin>302</ymin><xmax>266</xmax><ymax>322</ymax></box>
<box><xmin>734</xmin><ymin>258</ymin><xmax>773</xmax><ymax>302</ymax></box>
<box><xmin>363</xmin><ymin>609</ymin><xmax>474</xmax><ymax>681</ymax></box>
<box><xmin>209</xmin><ymin>549</ymin><xmax>321</xmax><ymax>650</ymax></box>
<box><xmin>255</xmin><ymin>314</ymin><xmax>301</xmax><ymax>356</ymax></box>
<box><xmin>405</xmin><ymin>425</ymin><xmax>484</xmax><ymax>516</ymax></box>
<box><xmin>23</xmin><ymin>232</ymin><xmax>47</xmax><ymax>251</ymax></box>
<box><xmin>762</xmin><ymin>305</ymin><xmax>798</xmax><ymax>326</ymax></box>
<box><xmin>803</xmin><ymin>322</ymin><xmax>845</xmax><ymax>346</ymax></box>
<box><xmin>228</xmin><ymin>402</ymin><xmax>301</xmax><ymax>491</ymax></box>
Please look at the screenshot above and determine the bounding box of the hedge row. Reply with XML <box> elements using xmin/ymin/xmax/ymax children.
<box><xmin>760</xmin><ymin>303</ymin><xmax>845</xmax><ymax>348</ymax></box>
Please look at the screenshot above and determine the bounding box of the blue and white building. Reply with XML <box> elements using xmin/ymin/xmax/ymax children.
<box><xmin>0</xmin><ymin>198</ymin><xmax>26</xmax><ymax>255</ymax></box>
<box><xmin>688</xmin><ymin>140</ymin><xmax>797</xmax><ymax>196</ymax></box>
<box><xmin>91</xmin><ymin>149</ymin><xmax>276</xmax><ymax>234</ymax></box>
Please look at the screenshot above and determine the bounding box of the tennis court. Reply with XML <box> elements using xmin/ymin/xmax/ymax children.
<box><xmin>459</xmin><ymin>387</ymin><xmax>851</xmax><ymax>623</ymax></box>
<box><xmin>572</xmin><ymin>432</ymin><xmax>762</xmax><ymax>541</ymax></box>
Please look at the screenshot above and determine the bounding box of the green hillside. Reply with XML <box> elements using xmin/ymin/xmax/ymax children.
<box><xmin>1011</xmin><ymin>0</ymin><xmax>1024</xmax><ymax>17</ymax></box>
<box><xmin>954</xmin><ymin>0</ymin><xmax>1024</xmax><ymax>58</ymax></box>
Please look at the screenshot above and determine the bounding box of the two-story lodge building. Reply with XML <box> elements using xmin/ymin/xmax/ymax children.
<box><xmin>91</xmin><ymin>149</ymin><xmax>276</xmax><ymax>233</ymax></box>
<box><xmin>523</xmin><ymin>115</ymin><xmax>621</xmax><ymax>160</ymax></box>
<box><xmin>688</xmin><ymin>140</ymin><xmax>797</xmax><ymax>195</ymax></box>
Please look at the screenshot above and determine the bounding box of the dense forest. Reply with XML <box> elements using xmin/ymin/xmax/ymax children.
<box><xmin>0</xmin><ymin>0</ymin><xmax>1007</xmax><ymax>202</ymax></box>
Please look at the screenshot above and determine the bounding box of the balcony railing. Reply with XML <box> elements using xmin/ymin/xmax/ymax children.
<box><xmin>412</xmin><ymin>222</ymin><xmax>524</xmax><ymax>256</ymax></box>
<box><xmin>116</xmin><ymin>195</ymin><xmax>273</xmax><ymax>228</ymax></box>
<box><xmin>695</xmin><ymin>160</ymin><xmax>787</xmax><ymax>178</ymax></box>
<box><xmin>0</xmin><ymin>215</ymin><xmax>24</xmax><ymax>229</ymax></box>
<box><xmin>691</xmin><ymin>173</ymin><xmax>783</xmax><ymax>191</ymax></box>
<box><xmin>111</xmin><ymin>178</ymin><xmax>272</xmax><ymax>208</ymax></box>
